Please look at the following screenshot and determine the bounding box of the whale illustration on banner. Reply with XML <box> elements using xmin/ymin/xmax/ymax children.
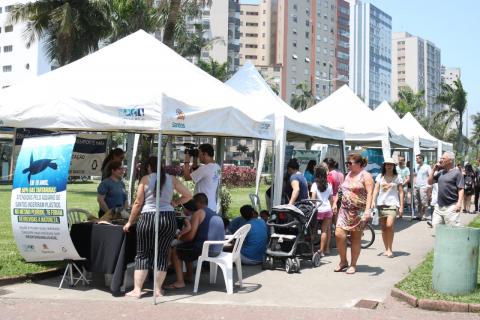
<box><xmin>22</xmin><ymin>153</ymin><xmax>58</xmax><ymax>182</ymax></box>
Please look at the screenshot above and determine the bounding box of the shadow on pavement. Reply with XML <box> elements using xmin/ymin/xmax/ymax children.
<box><xmin>355</xmin><ymin>265</ymin><xmax>384</xmax><ymax>276</ymax></box>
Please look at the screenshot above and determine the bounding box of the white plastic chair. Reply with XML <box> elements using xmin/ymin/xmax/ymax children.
<box><xmin>67</xmin><ymin>208</ymin><xmax>95</xmax><ymax>229</ymax></box>
<box><xmin>193</xmin><ymin>224</ymin><xmax>251</xmax><ymax>294</ymax></box>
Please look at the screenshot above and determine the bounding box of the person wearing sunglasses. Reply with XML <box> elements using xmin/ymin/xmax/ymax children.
<box><xmin>97</xmin><ymin>160</ymin><xmax>128</xmax><ymax>218</ymax></box>
<box><xmin>101</xmin><ymin>148</ymin><xmax>125</xmax><ymax>180</ymax></box>
<box><xmin>332</xmin><ymin>153</ymin><xmax>374</xmax><ymax>274</ymax></box>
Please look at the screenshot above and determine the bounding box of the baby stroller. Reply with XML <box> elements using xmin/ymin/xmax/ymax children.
<box><xmin>263</xmin><ymin>199</ymin><xmax>322</xmax><ymax>273</ymax></box>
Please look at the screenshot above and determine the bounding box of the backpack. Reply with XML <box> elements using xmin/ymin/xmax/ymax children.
<box><xmin>464</xmin><ymin>174</ymin><xmax>475</xmax><ymax>192</ymax></box>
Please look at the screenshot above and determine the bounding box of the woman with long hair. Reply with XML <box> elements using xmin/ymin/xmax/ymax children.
<box><xmin>101</xmin><ymin>148</ymin><xmax>125</xmax><ymax>180</ymax></box>
<box><xmin>310</xmin><ymin>164</ymin><xmax>333</xmax><ymax>256</ymax></box>
<box><xmin>371</xmin><ymin>158</ymin><xmax>404</xmax><ymax>258</ymax></box>
<box><xmin>97</xmin><ymin>160</ymin><xmax>128</xmax><ymax>218</ymax></box>
<box><xmin>123</xmin><ymin>156</ymin><xmax>192</xmax><ymax>298</ymax></box>
<box><xmin>333</xmin><ymin>153</ymin><xmax>374</xmax><ymax>274</ymax></box>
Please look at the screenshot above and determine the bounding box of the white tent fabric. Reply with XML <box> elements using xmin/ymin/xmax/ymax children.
<box><xmin>373</xmin><ymin>101</ymin><xmax>414</xmax><ymax>148</ymax></box>
<box><xmin>298</xmin><ymin>85</ymin><xmax>396</xmax><ymax>157</ymax></box>
<box><xmin>0</xmin><ymin>31</ymin><xmax>274</xmax><ymax>140</ymax></box>
<box><xmin>226</xmin><ymin>62</ymin><xmax>345</xmax><ymax>205</ymax></box>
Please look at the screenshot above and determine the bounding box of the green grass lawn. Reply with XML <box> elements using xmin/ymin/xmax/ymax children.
<box><xmin>0</xmin><ymin>181</ymin><xmax>268</xmax><ymax>278</ymax></box>
<box><xmin>396</xmin><ymin>216</ymin><xmax>480</xmax><ymax>304</ymax></box>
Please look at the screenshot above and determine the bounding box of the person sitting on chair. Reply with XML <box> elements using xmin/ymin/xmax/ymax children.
<box><xmin>97</xmin><ymin>160</ymin><xmax>128</xmax><ymax>218</ymax></box>
<box><xmin>239</xmin><ymin>205</ymin><xmax>268</xmax><ymax>265</ymax></box>
<box><xmin>167</xmin><ymin>193</ymin><xmax>225</xmax><ymax>289</ymax></box>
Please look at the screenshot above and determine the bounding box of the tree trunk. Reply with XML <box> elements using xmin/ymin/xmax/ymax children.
<box><xmin>458</xmin><ymin>115</ymin><xmax>464</xmax><ymax>156</ymax></box>
<box><xmin>162</xmin><ymin>0</ymin><xmax>182</xmax><ymax>48</ymax></box>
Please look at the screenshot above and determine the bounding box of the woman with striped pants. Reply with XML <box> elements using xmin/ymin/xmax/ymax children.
<box><xmin>123</xmin><ymin>156</ymin><xmax>192</xmax><ymax>298</ymax></box>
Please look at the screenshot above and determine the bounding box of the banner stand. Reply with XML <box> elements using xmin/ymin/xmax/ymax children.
<box><xmin>58</xmin><ymin>259</ymin><xmax>90</xmax><ymax>289</ymax></box>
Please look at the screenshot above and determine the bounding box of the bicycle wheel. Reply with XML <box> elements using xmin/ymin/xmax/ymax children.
<box><xmin>360</xmin><ymin>224</ymin><xmax>375</xmax><ymax>249</ymax></box>
<box><xmin>345</xmin><ymin>224</ymin><xmax>375</xmax><ymax>249</ymax></box>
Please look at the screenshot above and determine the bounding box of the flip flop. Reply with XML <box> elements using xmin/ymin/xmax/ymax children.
<box><xmin>346</xmin><ymin>266</ymin><xmax>356</xmax><ymax>274</ymax></box>
<box><xmin>125</xmin><ymin>290</ymin><xmax>144</xmax><ymax>299</ymax></box>
<box><xmin>334</xmin><ymin>263</ymin><xmax>349</xmax><ymax>272</ymax></box>
<box><xmin>164</xmin><ymin>283</ymin><xmax>186</xmax><ymax>290</ymax></box>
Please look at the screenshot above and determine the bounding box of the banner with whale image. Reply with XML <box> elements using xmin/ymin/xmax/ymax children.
<box><xmin>11</xmin><ymin>134</ymin><xmax>81</xmax><ymax>262</ymax></box>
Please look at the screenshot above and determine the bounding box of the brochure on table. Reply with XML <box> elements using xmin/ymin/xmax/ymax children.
<box><xmin>11</xmin><ymin>134</ymin><xmax>81</xmax><ymax>262</ymax></box>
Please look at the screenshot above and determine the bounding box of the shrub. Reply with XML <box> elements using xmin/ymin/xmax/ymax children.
<box><xmin>220</xmin><ymin>186</ymin><xmax>232</xmax><ymax>216</ymax></box>
<box><xmin>222</xmin><ymin>165</ymin><xmax>257</xmax><ymax>188</ymax></box>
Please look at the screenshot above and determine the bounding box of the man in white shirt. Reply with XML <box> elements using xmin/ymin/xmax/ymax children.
<box><xmin>183</xmin><ymin>143</ymin><xmax>221</xmax><ymax>212</ymax></box>
<box><xmin>414</xmin><ymin>154</ymin><xmax>432</xmax><ymax>220</ymax></box>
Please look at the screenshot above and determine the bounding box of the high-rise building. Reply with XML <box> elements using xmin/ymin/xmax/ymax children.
<box><xmin>276</xmin><ymin>0</ymin><xmax>339</xmax><ymax>104</ymax></box>
<box><xmin>441</xmin><ymin>66</ymin><xmax>461</xmax><ymax>87</ymax></box>
<box><xmin>187</xmin><ymin>0</ymin><xmax>241</xmax><ymax>73</ymax></box>
<box><xmin>391</xmin><ymin>32</ymin><xmax>442</xmax><ymax>116</ymax></box>
<box><xmin>334</xmin><ymin>0</ymin><xmax>349</xmax><ymax>91</ymax></box>
<box><xmin>0</xmin><ymin>0</ymin><xmax>52</xmax><ymax>89</ymax></box>
<box><xmin>348</xmin><ymin>0</ymin><xmax>391</xmax><ymax>109</ymax></box>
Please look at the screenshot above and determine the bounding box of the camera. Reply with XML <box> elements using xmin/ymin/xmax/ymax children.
<box><xmin>184</xmin><ymin>143</ymin><xmax>199</xmax><ymax>157</ymax></box>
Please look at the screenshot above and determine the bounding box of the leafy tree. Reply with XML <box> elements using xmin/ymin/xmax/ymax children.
<box><xmin>470</xmin><ymin>113</ymin><xmax>480</xmax><ymax>159</ymax></box>
<box><xmin>197</xmin><ymin>59</ymin><xmax>229</xmax><ymax>82</ymax></box>
<box><xmin>392</xmin><ymin>86</ymin><xmax>426</xmax><ymax>118</ymax></box>
<box><xmin>9</xmin><ymin>0</ymin><xmax>111</xmax><ymax>66</ymax></box>
<box><xmin>290</xmin><ymin>82</ymin><xmax>315</xmax><ymax>111</ymax></box>
<box><xmin>175</xmin><ymin>23</ymin><xmax>224</xmax><ymax>59</ymax></box>
<box><xmin>236</xmin><ymin>144</ymin><xmax>249</xmax><ymax>154</ymax></box>
<box><xmin>435</xmin><ymin>79</ymin><xmax>468</xmax><ymax>155</ymax></box>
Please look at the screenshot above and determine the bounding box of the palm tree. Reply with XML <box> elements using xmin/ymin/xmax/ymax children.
<box><xmin>104</xmin><ymin>0</ymin><xmax>161</xmax><ymax>43</ymax></box>
<box><xmin>9</xmin><ymin>0</ymin><xmax>111</xmax><ymax>66</ymax></box>
<box><xmin>392</xmin><ymin>86</ymin><xmax>426</xmax><ymax>118</ymax></box>
<box><xmin>175</xmin><ymin>23</ymin><xmax>225</xmax><ymax>59</ymax></box>
<box><xmin>435</xmin><ymin>79</ymin><xmax>468</xmax><ymax>155</ymax></box>
<box><xmin>290</xmin><ymin>82</ymin><xmax>315</xmax><ymax>111</ymax></box>
<box><xmin>470</xmin><ymin>113</ymin><xmax>480</xmax><ymax>159</ymax></box>
<box><xmin>197</xmin><ymin>59</ymin><xmax>229</xmax><ymax>82</ymax></box>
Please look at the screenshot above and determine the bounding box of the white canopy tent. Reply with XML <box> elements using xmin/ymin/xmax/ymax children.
<box><xmin>373</xmin><ymin>101</ymin><xmax>414</xmax><ymax>149</ymax></box>
<box><xmin>299</xmin><ymin>85</ymin><xmax>412</xmax><ymax>158</ymax></box>
<box><xmin>401</xmin><ymin>112</ymin><xmax>453</xmax><ymax>158</ymax></box>
<box><xmin>226</xmin><ymin>62</ymin><xmax>345</xmax><ymax>205</ymax></box>
<box><xmin>0</xmin><ymin>31</ymin><xmax>274</xmax><ymax>140</ymax></box>
<box><xmin>0</xmin><ymin>30</ymin><xmax>277</xmax><ymax>304</ymax></box>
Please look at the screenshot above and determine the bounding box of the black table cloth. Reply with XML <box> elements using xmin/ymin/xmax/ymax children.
<box><xmin>70</xmin><ymin>222</ymin><xmax>136</xmax><ymax>296</ymax></box>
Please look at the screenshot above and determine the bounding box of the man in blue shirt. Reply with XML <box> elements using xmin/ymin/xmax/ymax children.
<box><xmin>287</xmin><ymin>158</ymin><xmax>309</xmax><ymax>205</ymax></box>
<box><xmin>239</xmin><ymin>205</ymin><xmax>268</xmax><ymax>265</ymax></box>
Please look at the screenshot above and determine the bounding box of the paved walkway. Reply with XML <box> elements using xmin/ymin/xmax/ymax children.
<box><xmin>0</xmin><ymin>213</ymin><xmax>477</xmax><ymax>319</ymax></box>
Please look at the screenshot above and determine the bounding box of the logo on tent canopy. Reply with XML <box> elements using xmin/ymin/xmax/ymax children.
<box><xmin>118</xmin><ymin>107</ymin><xmax>145</xmax><ymax>120</ymax></box>
<box><xmin>171</xmin><ymin>108</ymin><xmax>186</xmax><ymax>129</ymax></box>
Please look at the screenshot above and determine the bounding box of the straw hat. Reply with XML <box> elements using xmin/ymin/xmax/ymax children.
<box><xmin>383</xmin><ymin>157</ymin><xmax>396</xmax><ymax>165</ymax></box>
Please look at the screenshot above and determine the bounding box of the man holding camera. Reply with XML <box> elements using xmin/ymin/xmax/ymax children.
<box><xmin>427</xmin><ymin>151</ymin><xmax>464</xmax><ymax>227</ymax></box>
<box><xmin>183</xmin><ymin>143</ymin><xmax>221</xmax><ymax>211</ymax></box>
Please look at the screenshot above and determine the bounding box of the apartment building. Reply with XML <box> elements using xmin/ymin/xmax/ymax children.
<box><xmin>187</xmin><ymin>0</ymin><xmax>241</xmax><ymax>73</ymax></box>
<box><xmin>334</xmin><ymin>0</ymin><xmax>349</xmax><ymax>90</ymax></box>
<box><xmin>441</xmin><ymin>66</ymin><xmax>461</xmax><ymax>87</ymax></box>
<box><xmin>349</xmin><ymin>0</ymin><xmax>391</xmax><ymax>109</ymax></box>
<box><xmin>0</xmin><ymin>0</ymin><xmax>51</xmax><ymax>89</ymax></box>
<box><xmin>391</xmin><ymin>32</ymin><xmax>442</xmax><ymax>116</ymax></box>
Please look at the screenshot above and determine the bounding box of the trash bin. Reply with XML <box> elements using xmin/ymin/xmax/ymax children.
<box><xmin>432</xmin><ymin>225</ymin><xmax>480</xmax><ymax>295</ymax></box>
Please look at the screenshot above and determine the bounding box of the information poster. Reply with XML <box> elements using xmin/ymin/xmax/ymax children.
<box><xmin>13</xmin><ymin>128</ymin><xmax>107</xmax><ymax>177</ymax></box>
<box><xmin>292</xmin><ymin>149</ymin><xmax>322</xmax><ymax>172</ymax></box>
<box><xmin>361</xmin><ymin>148</ymin><xmax>384</xmax><ymax>179</ymax></box>
<box><xmin>11</xmin><ymin>135</ymin><xmax>81</xmax><ymax>262</ymax></box>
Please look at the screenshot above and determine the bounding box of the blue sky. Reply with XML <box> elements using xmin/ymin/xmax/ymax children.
<box><xmin>240</xmin><ymin>0</ymin><xmax>479</xmax><ymax>133</ymax></box>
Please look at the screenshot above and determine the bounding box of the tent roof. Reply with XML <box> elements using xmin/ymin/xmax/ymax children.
<box><xmin>400</xmin><ymin>112</ymin><xmax>439</xmax><ymax>148</ymax></box>
<box><xmin>374</xmin><ymin>101</ymin><xmax>414</xmax><ymax>147</ymax></box>
<box><xmin>225</xmin><ymin>61</ymin><xmax>344</xmax><ymax>142</ymax></box>
<box><xmin>299</xmin><ymin>85</ymin><xmax>404</xmax><ymax>146</ymax></box>
<box><xmin>0</xmin><ymin>30</ymin><xmax>274</xmax><ymax>140</ymax></box>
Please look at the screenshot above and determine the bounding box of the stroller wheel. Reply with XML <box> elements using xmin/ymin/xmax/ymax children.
<box><xmin>285</xmin><ymin>258</ymin><xmax>294</xmax><ymax>274</ymax></box>
<box><xmin>312</xmin><ymin>252</ymin><xmax>322</xmax><ymax>268</ymax></box>
<box><xmin>262</xmin><ymin>256</ymin><xmax>274</xmax><ymax>270</ymax></box>
<box><xmin>293</xmin><ymin>258</ymin><xmax>301</xmax><ymax>272</ymax></box>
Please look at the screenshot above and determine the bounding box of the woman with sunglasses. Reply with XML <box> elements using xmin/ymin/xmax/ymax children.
<box><xmin>101</xmin><ymin>148</ymin><xmax>125</xmax><ymax>180</ymax></box>
<box><xmin>97</xmin><ymin>160</ymin><xmax>128</xmax><ymax>218</ymax></box>
<box><xmin>371</xmin><ymin>158</ymin><xmax>404</xmax><ymax>258</ymax></box>
<box><xmin>333</xmin><ymin>153</ymin><xmax>374</xmax><ymax>274</ymax></box>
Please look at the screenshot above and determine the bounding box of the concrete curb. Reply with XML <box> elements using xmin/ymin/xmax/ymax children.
<box><xmin>0</xmin><ymin>268</ymin><xmax>62</xmax><ymax>287</ymax></box>
<box><xmin>391</xmin><ymin>287</ymin><xmax>480</xmax><ymax>313</ymax></box>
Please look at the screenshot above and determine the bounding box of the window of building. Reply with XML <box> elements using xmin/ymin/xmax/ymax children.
<box><xmin>25</xmin><ymin>63</ymin><xmax>30</xmax><ymax>70</ymax></box>
<box><xmin>3</xmin><ymin>65</ymin><xmax>12</xmax><ymax>72</ymax></box>
<box><xmin>305</xmin><ymin>31</ymin><xmax>309</xmax><ymax>38</ymax></box>
<box><xmin>292</xmin><ymin>28</ymin><xmax>297</xmax><ymax>35</ymax></box>
<box><xmin>306</xmin><ymin>20</ymin><xmax>310</xmax><ymax>27</ymax></box>
<box><xmin>0</xmin><ymin>7</ymin><xmax>2</xmax><ymax>13</ymax></box>
<box><xmin>245</xmin><ymin>44</ymin><xmax>258</xmax><ymax>48</ymax></box>
<box><xmin>293</xmin><ymin>4</ymin><xmax>297</xmax><ymax>10</ymax></box>
<box><xmin>240</xmin><ymin>10</ymin><xmax>243</xmax><ymax>15</ymax></box>
<box><xmin>3</xmin><ymin>45</ymin><xmax>12</xmax><ymax>53</ymax></box>
<box><xmin>246</xmin><ymin>33</ymin><xmax>258</xmax><ymax>37</ymax></box>
<box><xmin>246</xmin><ymin>22</ymin><xmax>258</xmax><ymax>27</ymax></box>
<box><xmin>292</xmin><ymin>54</ymin><xmax>298</xmax><ymax>60</ymax></box>
<box><xmin>262</xmin><ymin>21</ymin><xmax>266</xmax><ymax>26</ymax></box>
<box><xmin>5</xmin><ymin>5</ymin><xmax>14</xmax><ymax>12</ymax></box>
<box><xmin>305</xmin><ymin>57</ymin><xmax>310</xmax><ymax>63</ymax></box>
<box><xmin>324</xmin><ymin>24</ymin><xmax>328</xmax><ymax>31</ymax></box>
<box><xmin>292</xmin><ymin>16</ymin><xmax>298</xmax><ymax>23</ymax></box>
<box><xmin>262</xmin><ymin>56</ymin><xmax>265</xmax><ymax>61</ymax></box>
<box><xmin>245</xmin><ymin>55</ymin><xmax>257</xmax><ymax>60</ymax></box>
<box><xmin>246</xmin><ymin>11</ymin><xmax>259</xmax><ymax>16</ymax></box>
<box><xmin>262</xmin><ymin>33</ymin><xmax>265</xmax><ymax>38</ymax></box>
<box><xmin>292</xmin><ymin>40</ymin><xmax>297</xmax><ymax>47</ymax></box>
<box><xmin>263</xmin><ymin>10</ymin><xmax>266</xmax><ymax>14</ymax></box>
<box><xmin>5</xmin><ymin>25</ymin><xmax>13</xmax><ymax>32</ymax></box>
<box><xmin>305</xmin><ymin>45</ymin><xmax>309</xmax><ymax>51</ymax></box>
<box><xmin>291</xmin><ymin>78</ymin><xmax>297</xmax><ymax>85</ymax></box>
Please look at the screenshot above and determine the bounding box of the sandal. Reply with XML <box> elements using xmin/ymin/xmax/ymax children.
<box><xmin>334</xmin><ymin>263</ymin><xmax>349</xmax><ymax>272</ymax></box>
<box><xmin>163</xmin><ymin>283</ymin><xmax>186</xmax><ymax>290</ymax></box>
<box><xmin>346</xmin><ymin>266</ymin><xmax>356</xmax><ymax>274</ymax></box>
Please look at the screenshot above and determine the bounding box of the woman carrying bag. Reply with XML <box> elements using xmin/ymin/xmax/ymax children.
<box><xmin>371</xmin><ymin>158</ymin><xmax>404</xmax><ymax>258</ymax></box>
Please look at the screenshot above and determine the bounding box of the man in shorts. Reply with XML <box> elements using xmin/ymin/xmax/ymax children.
<box><xmin>396</xmin><ymin>156</ymin><xmax>410</xmax><ymax>217</ymax></box>
<box><xmin>427</xmin><ymin>151</ymin><xmax>464</xmax><ymax>227</ymax></box>
<box><xmin>414</xmin><ymin>154</ymin><xmax>432</xmax><ymax>220</ymax></box>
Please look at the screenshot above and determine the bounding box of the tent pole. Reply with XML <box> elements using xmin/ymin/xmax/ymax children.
<box><xmin>215</xmin><ymin>137</ymin><xmax>225</xmax><ymax>215</ymax></box>
<box><xmin>339</xmin><ymin>140</ymin><xmax>347</xmax><ymax>174</ymax></box>
<box><xmin>153</xmin><ymin>132</ymin><xmax>162</xmax><ymax>305</ymax></box>
<box><xmin>409</xmin><ymin>148</ymin><xmax>415</xmax><ymax>220</ymax></box>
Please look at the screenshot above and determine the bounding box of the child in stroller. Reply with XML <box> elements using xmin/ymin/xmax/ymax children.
<box><xmin>263</xmin><ymin>199</ymin><xmax>322</xmax><ymax>273</ymax></box>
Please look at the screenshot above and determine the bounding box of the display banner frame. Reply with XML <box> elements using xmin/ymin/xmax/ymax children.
<box><xmin>11</xmin><ymin>134</ymin><xmax>81</xmax><ymax>262</ymax></box>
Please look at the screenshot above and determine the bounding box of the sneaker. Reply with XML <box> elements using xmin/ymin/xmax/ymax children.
<box><xmin>427</xmin><ymin>221</ymin><xmax>433</xmax><ymax>228</ymax></box>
